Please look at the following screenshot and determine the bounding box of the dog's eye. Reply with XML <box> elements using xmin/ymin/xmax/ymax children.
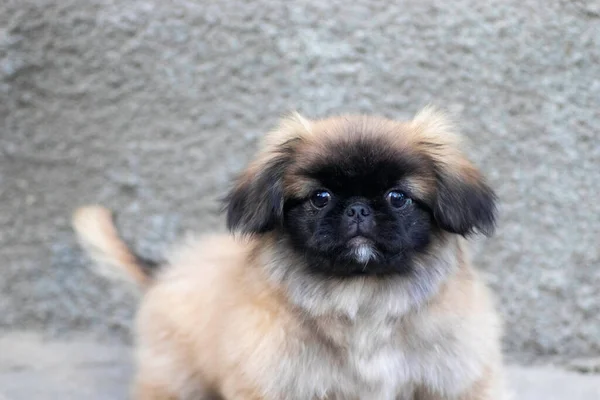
<box><xmin>386</xmin><ymin>190</ymin><xmax>412</xmax><ymax>209</ymax></box>
<box><xmin>310</xmin><ymin>190</ymin><xmax>331</xmax><ymax>208</ymax></box>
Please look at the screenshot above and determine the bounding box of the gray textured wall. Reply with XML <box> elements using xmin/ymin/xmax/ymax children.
<box><xmin>1</xmin><ymin>0</ymin><xmax>599</xmax><ymax>365</ymax></box>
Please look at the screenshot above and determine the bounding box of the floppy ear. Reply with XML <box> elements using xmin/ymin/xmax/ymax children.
<box><xmin>224</xmin><ymin>113</ymin><xmax>311</xmax><ymax>235</ymax></box>
<box><xmin>224</xmin><ymin>155</ymin><xmax>290</xmax><ymax>234</ymax></box>
<box><xmin>432</xmin><ymin>166</ymin><xmax>497</xmax><ymax>236</ymax></box>
<box><xmin>411</xmin><ymin>106</ymin><xmax>497</xmax><ymax>237</ymax></box>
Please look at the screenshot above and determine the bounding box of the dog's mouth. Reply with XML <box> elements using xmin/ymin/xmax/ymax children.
<box><xmin>345</xmin><ymin>236</ymin><xmax>377</xmax><ymax>264</ymax></box>
<box><xmin>347</xmin><ymin>236</ymin><xmax>372</xmax><ymax>247</ymax></box>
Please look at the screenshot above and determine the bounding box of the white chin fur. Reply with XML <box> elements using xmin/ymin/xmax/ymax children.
<box><xmin>353</xmin><ymin>243</ymin><xmax>376</xmax><ymax>264</ymax></box>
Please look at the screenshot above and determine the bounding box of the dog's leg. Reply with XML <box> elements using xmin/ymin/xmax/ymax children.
<box><xmin>413</xmin><ymin>366</ymin><xmax>506</xmax><ymax>400</ymax></box>
<box><xmin>131</xmin><ymin>378</ymin><xmax>179</xmax><ymax>400</ymax></box>
<box><xmin>414</xmin><ymin>379</ymin><xmax>506</xmax><ymax>400</ymax></box>
<box><xmin>131</xmin><ymin>340</ymin><xmax>212</xmax><ymax>400</ymax></box>
<box><xmin>132</xmin><ymin>372</ymin><xmax>216</xmax><ymax>400</ymax></box>
<box><xmin>218</xmin><ymin>380</ymin><xmax>265</xmax><ymax>400</ymax></box>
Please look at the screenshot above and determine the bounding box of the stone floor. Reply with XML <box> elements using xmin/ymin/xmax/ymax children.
<box><xmin>0</xmin><ymin>333</ymin><xmax>598</xmax><ymax>399</ymax></box>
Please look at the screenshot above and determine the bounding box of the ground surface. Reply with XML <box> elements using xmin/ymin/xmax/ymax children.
<box><xmin>0</xmin><ymin>333</ymin><xmax>599</xmax><ymax>400</ymax></box>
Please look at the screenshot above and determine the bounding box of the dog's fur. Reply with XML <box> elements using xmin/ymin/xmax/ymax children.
<box><xmin>73</xmin><ymin>107</ymin><xmax>506</xmax><ymax>399</ymax></box>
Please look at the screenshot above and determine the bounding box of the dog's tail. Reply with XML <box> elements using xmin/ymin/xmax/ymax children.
<box><xmin>72</xmin><ymin>205</ymin><xmax>158</xmax><ymax>287</ymax></box>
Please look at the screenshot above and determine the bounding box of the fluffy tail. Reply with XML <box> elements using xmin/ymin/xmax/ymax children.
<box><xmin>72</xmin><ymin>205</ymin><xmax>156</xmax><ymax>287</ymax></box>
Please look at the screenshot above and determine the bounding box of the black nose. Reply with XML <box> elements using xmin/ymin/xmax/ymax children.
<box><xmin>344</xmin><ymin>203</ymin><xmax>374</xmax><ymax>235</ymax></box>
<box><xmin>345</xmin><ymin>203</ymin><xmax>372</xmax><ymax>218</ymax></box>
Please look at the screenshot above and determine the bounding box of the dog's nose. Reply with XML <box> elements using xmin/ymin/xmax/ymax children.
<box><xmin>346</xmin><ymin>203</ymin><xmax>372</xmax><ymax>218</ymax></box>
<box><xmin>345</xmin><ymin>203</ymin><xmax>374</xmax><ymax>236</ymax></box>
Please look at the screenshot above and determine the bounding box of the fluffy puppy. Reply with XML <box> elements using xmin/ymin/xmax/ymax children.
<box><xmin>73</xmin><ymin>107</ymin><xmax>506</xmax><ymax>400</ymax></box>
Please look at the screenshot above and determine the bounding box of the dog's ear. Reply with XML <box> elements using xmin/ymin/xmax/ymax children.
<box><xmin>225</xmin><ymin>113</ymin><xmax>312</xmax><ymax>234</ymax></box>
<box><xmin>412</xmin><ymin>106</ymin><xmax>497</xmax><ymax>236</ymax></box>
<box><xmin>224</xmin><ymin>114</ymin><xmax>311</xmax><ymax>235</ymax></box>
<box><xmin>432</xmin><ymin>167</ymin><xmax>497</xmax><ymax>236</ymax></box>
<box><xmin>224</xmin><ymin>153</ymin><xmax>290</xmax><ymax>235</ymax></box>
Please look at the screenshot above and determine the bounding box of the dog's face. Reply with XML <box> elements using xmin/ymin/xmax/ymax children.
<box><xmin>225</xmin><ymin>108</ymin><xmax>497</xmax><ymax>277</ymax></box>
<box><xmin>282</xmin><ymin>137</ymin><xmax>434</xmax><ymax>276</ymax></box>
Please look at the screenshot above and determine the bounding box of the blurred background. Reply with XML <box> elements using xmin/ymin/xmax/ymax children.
<box><xmin>1</xmin><ymin>0</ymin><xmax>599</xmax><ymax>398</ymax></box>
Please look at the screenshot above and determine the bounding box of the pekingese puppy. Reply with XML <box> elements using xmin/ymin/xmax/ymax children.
<box><xmin>73</xmin><ymin>107</ymin><xmax>507</xmax><ymax>399</ymax></box>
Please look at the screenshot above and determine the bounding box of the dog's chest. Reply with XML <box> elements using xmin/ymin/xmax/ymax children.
<box><xmin>267</xmin><ymin>311</ymin><xmax>476</xmax><ymax>400</ymax></box>
<box><xmin>302</xmin><ymin>315</ymin><xmax>414</xmax><ymax>399</ymax></box>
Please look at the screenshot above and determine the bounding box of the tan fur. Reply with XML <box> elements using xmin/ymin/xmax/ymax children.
<box><xmin>72</xmin><ymin>205</ymin><xmax>149</xmax><ymax>286</ymax></box>
<box><xmin>73</xmin><ymin>108</ymin><xmax>507</xmax><ymax>399</ymax></box>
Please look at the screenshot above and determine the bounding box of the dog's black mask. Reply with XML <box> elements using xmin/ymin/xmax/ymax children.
<box><xmin>282</xmin><ymin>138</ymin><xmax>435</xmax><ymax>277</ymax></box>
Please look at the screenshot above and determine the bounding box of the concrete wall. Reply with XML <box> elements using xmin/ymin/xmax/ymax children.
<box><xmin>1</xmin><ymin>0</ymin><xmax>598</xmax><ymax>364</ymax></box>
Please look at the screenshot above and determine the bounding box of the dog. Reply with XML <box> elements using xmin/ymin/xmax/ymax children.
<box><xmin>73</xmin><ymin>107</ymin><xmax>506</xmax><ymax>399</ymax></box>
